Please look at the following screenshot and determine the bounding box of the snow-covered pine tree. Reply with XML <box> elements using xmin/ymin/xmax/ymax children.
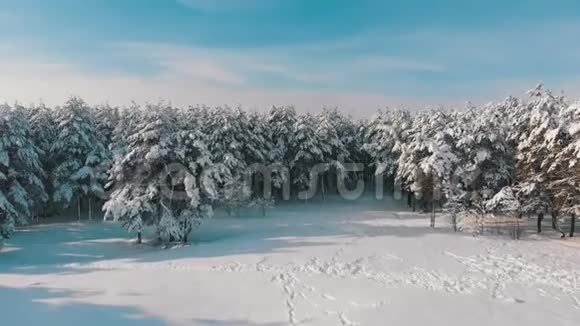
<box><xmin>267</xmin><ymin>106</ymin><xmax>297</xmax><ymax>197</ymax></box>
<box><xmin>104</xmin><ymin>103</ymin><xmax>176</xmax><ymax>241</ymax></box>
<box><xmin>26</xmin><ymin>103</ymin><xmax>57</xmax><ymax>216</ymax></box>
<box><xmin>27</xmin><ymin>103</ymin><xmax>57</xmax><ymax>159</ymax></box>
<box><xmin>268</xmin><ymin>106</ymin><xmax>297</xmax><ymax>162</ymax></box>
<box><xmin>201</xmin><ymin>107</ymin><xmax>265</xmax><ymax>215</ymax></box>
<box><xmin>315</xmin><ymin>108</ymin><xmax>349</xmax><ymax>198</ymax></box>
<box><xmin>243</xmin><ymin>110</ymin><xmax>270</xmax><ymax>166</ymax></box>
<box><xmin>92</xmin><ymin>104</ymin><xmax>120</xmax><ymax>150</ymax></box>
<box><xmin>453</xmin><ymin>104</ymin><xmax>515</xmax><ymax>209</ymax></box>
<box><xmin>290</xmin><ymin>113</ymin><xmax>325</xmax><ymax>199</ymax></box>
<box><xmin>418</xmin><ymin>112</ymin><xmax>458</xmax><ymax>226</ymax></box>
<box><xmin>364</xmin><ymin>109</ymin><xmax>411</xmax><ymax>195</ymax></box>
<box><xmin>544</xmin><ymin>100</ymin><xmax>580</xmax><ymax>236</ymax></box>
<box><xmin>397</xmin><ymin>111</ymin><xmax>457</xmax><ymax>216</ymax></box>
<box><xmin>163</xmin><ymin>117</ymin><xmax>217</xmax><ymax>242</ymax></box>
<box><xmin>355</xmin><ymin>119</ymin><xmax>375</xmax><ymax>194</ymax></box>
<box><xmin>104</xmin><ymin>103</ymin><xmax>216</xmax><ymax>243</ymax></box>
<box><xmin>334</xmin><ymin>114</ymin><xmax>366</xmax><ymax>194</ymax></box>
<box><xmin>335</xmin><ymin>112</ymin><xmax>362</xmax><ymax>164</ymax></box>
<box><xmin>395</xmin><ymin>111</ymin><xmax>428</xmax><ymax>211</ymax></box>
<box><xmin>485</xmin><ymin>186</ymin><xmax>522</xmax><ymax>239</ymax></box>
<box><xmin>442</xmin><ymin>180</ymin><xmax>469</xmax><ymax>232</ymax></box>
<box><xmin>514</xmin><ymin>84</ymin><xmax>567</xmax><ymax>234</ymax></box>
<box><xmin>472</xmin><ymin>96</ymin><xmax>545</xmax><ymax>232</ymax></box>
<box><xmin>51</xmin><ymin>97</ymin><xmax>109</xmax><ymax>220</ymax></box>
<box><xmin>0</xmin><ymin>105</ymin><xmax>48</xmax><ymax>242</ymax></box>
<box><xmin>560</xmin><ymin>102</ymin><xmax>580</xmax><ymax>236</ymax></box>
<box><xmin>109</xmin><ymin>104</ymin><xmax>143</xmax><ymax>168</ymax></box>
<box><xmin>246</xmin><ymin>111</ymin><xmax>275</xmax><ymax>213</ymax></box>
<box><xmin>182</xmin><ymin>105</ymin><xmax>210</xmax><ymax>132</ymax></box>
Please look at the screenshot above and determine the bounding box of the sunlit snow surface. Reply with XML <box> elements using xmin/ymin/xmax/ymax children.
<box><xmin>1</xmin><ymin>197</ymin><xmax>579</xmax><ymax>326</ymax></box>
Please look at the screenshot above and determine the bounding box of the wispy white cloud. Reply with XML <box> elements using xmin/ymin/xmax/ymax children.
<box><xmin>351</xmin><ymin>55</ymin><xmax>445</xmax><ymax>73</ymax></box>
<box><xmin>0</xmin><ymin>55</ymin><xmax>463</xmax><ymax>118</ymax></box>
<box><xmin>116</xmin><ymin>42</ymin><xmax>247</xmax><ymax>85</ymax></box>
<box><xmin>5</xmin><ymin>20</ymin><xmax>580</xmax><ymax>116</ymax></box>
<box><xmin>4</xmin><ymin>51</ymin><xmax>578</xmax><ymax>118</ymax></box>
<box><xmin>113</xmin><ymin>40</ymin><xmax>446</xmax><ymax>89</ymax></box>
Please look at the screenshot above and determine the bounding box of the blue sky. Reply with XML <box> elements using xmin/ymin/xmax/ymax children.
<box><xmin>1</xmin><ymin>0</ymin><xmax>580</xmax><ymax>116</ymax></box>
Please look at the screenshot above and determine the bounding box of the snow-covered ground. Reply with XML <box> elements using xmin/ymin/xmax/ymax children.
<box><xmin>1</xmin><ymin>197</ymin><xmax>579</xmax><ymax>326</ymax></box>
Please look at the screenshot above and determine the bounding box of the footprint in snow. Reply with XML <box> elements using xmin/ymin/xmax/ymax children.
<box><xmin>502</xmin><ymin>297</ymin><xmax>526</xmax><ymax>304</ymax></box>
<box><xmin>323</xmin><ymin>294</ymin><xmax>336</xmax><ymax>301</ymax></box>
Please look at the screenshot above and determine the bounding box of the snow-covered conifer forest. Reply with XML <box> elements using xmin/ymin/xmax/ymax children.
<box><xmin>1</xmin><ymin>85</ymin><xmax>580</xmax><ymax>325</ymax></box>
<box><xmin>1</xmin><ymin>84</ymin><xmax>578</xmax><ymax>242</ymax></box>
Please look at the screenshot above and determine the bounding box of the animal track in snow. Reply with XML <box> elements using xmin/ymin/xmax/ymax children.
<box><xmin>64</xmin><ymin>243</ymin><xmax>580</xmax><ymax>324</ymax></box>
<box><xmin>444</xmin><ymin>250</ymin><xmax>580</xmax><ymax>308</ymax></box>
<box><xmin>322</xmin><ymin>294</ymin><xmax>336</xmax><ymax>301</ymax></box>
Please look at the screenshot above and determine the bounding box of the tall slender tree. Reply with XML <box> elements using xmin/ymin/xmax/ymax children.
<box><xmin>0</xmin><ymin>105</ymin><xmax>47</xmax><ymax>242</ymax></box>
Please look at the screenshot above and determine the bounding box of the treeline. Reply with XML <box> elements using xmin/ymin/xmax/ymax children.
<box><xmin>0</xmin><ymin>84</ymin><xmax>578</xmax><ymax>243</ymax></box>
<box><xmin>366</xmin><ymin>86</ymin><xmax>578</xmax><ymax>236</ymax></box>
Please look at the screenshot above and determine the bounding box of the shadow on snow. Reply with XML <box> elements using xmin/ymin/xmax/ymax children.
<box><xmin>0</xmin><ymin>286</ymin><xmax>165</xmax><ymax>326</ymax></box>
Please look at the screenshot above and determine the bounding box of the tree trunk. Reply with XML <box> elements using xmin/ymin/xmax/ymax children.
<box><xmin>515</xmin><ymin>214</ymin><xmax>521</xmax><ymax>240</ymax></box>
<box><xmin>412</xmin><ymin>195</ymin><xmax>416</xmax><ymax>212</ymax></box>
<box><xmin>88</xmin><ymin>197</ymin><xmax>92</xmax><ymax>221</ymax></box>
<box><xmin>77</xmin><ymin>197</ymin><xmax>81</xmax><ymax>221</ymax></box>
<box><xmin>552</xmin><ymin>211</ymin><xmax>565</xmax><ymax>238</ymax></box>
<box><xmin>137</xmin><ymin>228</ymin><xmax>142</xmax><ymax>244</ymax></box>
<box><xmin>537</xmin><ymin>212</ymin><xmax>544</xmax><ymax>233</ymax></box>
<box><xmin>321</xmin><ymin>174</ymin><xmax>326</xmax><ymax>201</ymax></box>
<box><xmin>570</xmin><ymin>214</ymin><xmax>576</xmax><ymax>238</ymax></box>
<box><xmin>452</xmin><ymin>211</ymin><xmax>457</xmax><ymax>232</ymax></box>
<box><xmin>407</xmin><ymin>191</ymin><xmax>412</xmax><ymax>208</ymax></box>
<box><xmin>430</xmin><ymin>200</ymin><xmax>436</xmax><ymax>228</ymax></box>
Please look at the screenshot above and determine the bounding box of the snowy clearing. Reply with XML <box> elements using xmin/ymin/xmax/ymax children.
<box><xmin>1</xmin><ymin>198</ymin><xmax>579</xmax><ymax>326</ymax></box>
